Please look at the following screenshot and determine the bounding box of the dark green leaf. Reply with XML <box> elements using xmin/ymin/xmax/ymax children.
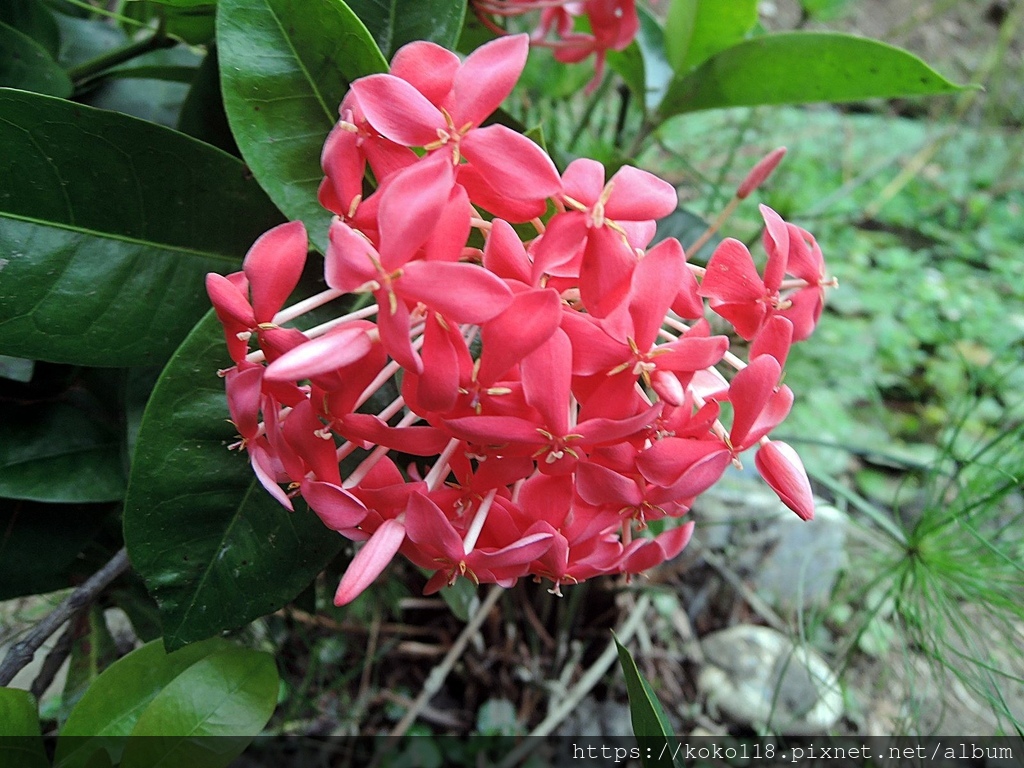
<box><xmin>123</xmin><ymin>311</ymin><xmax>344</xmax><ymax>649</ymax></box>
<box><xmin>56</xmin><ymin>637</ymin><xmax>231</xmax><ymax>768</ymax></box>
<box><xmin>0</xmin><ymin>21</ymin><xmax>72</xmax><ymax>96</ymax></box>
<box><xmin>652</xmin><ymin>207</ymin><xmax>719</xmax><ymax>264</ymax></box>
<box><xmin>178</xmin><ymin>47</ymin><xmax>240</xmax><ymax>156</ymax></box>
<box><xmin>0</xmin><ymin>0</ymin><xmax>61</xmax><ymax>58</ymax></box>
<box><xmin>120</xmin><ymin>647</ymin><xmax>277</xmax><ymax>768</ymax></box>
<box><xmin>665</xmin><ymin>0</ymin><xmax>757</xmax><ymax>73</ymax></box>
<box><xmin>344</xmin><ymin>0</ymin><xmax>465</xmax><ymax>59</ymax></box>
<box><xmin>614</xmin><ymin>636</ymin><xmax>677</xmax><ymax>768</ymax></box>
<box><xmin>0</xmin><ymin>89</ymin><xmax>283</xmax><ymax>367</ymax></box>
<box><xmin>218</xmin><ymin>0</ymin><xmax>387</xmax><ymax>252</ymax></box>
<box><xmin>0</xmin><ymin>401</ymin><xmax>125</xmax><ymax>503</ymax></box>
<box><xmin>660</xmin><ymin>33</ymin><xmax>968</xmax><ymax>118</ymax></box>
<box><xmin>0</xmin><ymin>500</ymin><xmax>110</xmax><ymax>600</ymax></box>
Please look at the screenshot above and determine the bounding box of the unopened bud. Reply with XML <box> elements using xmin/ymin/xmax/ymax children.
<box><xmin>737</xmin><ymin>147</ymin><xmax>787</xmax><ymax>200</ymax></box>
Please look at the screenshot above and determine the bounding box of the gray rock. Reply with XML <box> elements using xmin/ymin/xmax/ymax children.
<box><xmin>698</xmin><ymin>624</ymin><xmax>843</xmax><ymax>735</ymax></box>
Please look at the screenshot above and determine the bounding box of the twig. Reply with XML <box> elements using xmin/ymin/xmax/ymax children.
<box><xmin>498</xmin><ymin>593</ymin><xmax>652</xmax><ymax>768</ymax></box>
<box><xmin>0</xmin><ymin>548</ymin><xmax>129</xmax><ymax>686</ymax></box>
<box><xmin>30</xmin><ymin>622</ymin><xmax>75</xmax><ymax>699</ymax></box>
<box><xmin>388</xmin><ymin>585</ymin><xmax>504</xmax><ymax>737</ymax></box>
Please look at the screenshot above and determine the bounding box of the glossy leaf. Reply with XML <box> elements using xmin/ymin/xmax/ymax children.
<box><xmin>0</xmin><ymin>0</ymin><xmax>61</xmax><ymax>58</ymax></box>
<box><xmin>120</xmin><ymin>647</ymin><xmax>277</xmax><ymax>768</ymax></box>
<box><xmin>0</xmin><ymin>402</ymin><xmax>125</xmax><ymax>503</ymax></box>
<box><xmin>0</xmin><ymin>500</ymin><xmax>111</xmax><ymax>600</ymax></box>
<box><xmin>62</xmin><ymin>605</ymin><xmax>119</xmax><ymax>723</ymax></box>
<box><xmin>609</xmin><ymin>6</ymin><xmax>672</xmax><ymax>114</ymax></box>
<box><xmin>345</xmin><ymin>0</ymin><xmax>465</xmax><ymax>59</ymax></box>
<box><xmin>665</xmin><ymin>0</ymin><xmax>757</xmax><ymax>73</ymax></box>
<box><xmin>0</xmin><ymin>689</ymin><xmax>48</xmax><ymax>768</ymax></box>
<box><xmin>123</xmin><ymin>311</ymin><xmax>344</xmax><ymax>649</ymax></box>
<box><xmin>0</xmin><ymin>21</ymin><xmax>72</xmax><ymax>96</ymax></box>
<box><xmin>614</xmin><ymin>636</ymin><xmax>677</xmax><ymax>768</ymax></box>
<box><xmin>660</xmin><ymin>33</ymin><xmax>968</xmax><ymax>118</ymax></box>
<box><xmin>56</xmin><ymin>637</ymin><xmax>231</xmax><ymax>768</ymax></box>
<box><xmin>178</xmin><ymin>48</ymin><xmax>240</xmax><ymax>156</ymax></box>
<box><xmin>0</xmin><ymin>89</ymin><xmax>283</xmax><ymax>367</ymax></box>
<box><xmin>218</xmin><ymin>0</ymin><xmax>387</xmax><ymax>252</ymax></box>
<box><xmin>652</xmin><ymin>207</ymin><xmax>720</xmax><ymax>264</ymax></box>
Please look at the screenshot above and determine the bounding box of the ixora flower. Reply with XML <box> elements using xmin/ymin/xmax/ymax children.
<box><xmin>207</xmin><ymin>35</ymin><xmax>833</xmax><ymax>605</ymax></box>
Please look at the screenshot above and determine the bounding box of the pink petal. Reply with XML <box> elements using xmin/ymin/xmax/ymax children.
<box><xmin>780</xmin><ymin>285</ymin><xmax>824</xmax><ymax>342</ymax></box>
<box><xmin>334</xmin><ymin>518</ymin><xmax>407</xmax><ymax>605</ymax></box>
<box><xmin>604</xmin><ymin>165</ymin><xmax>677</xmax><ymax>221</ymax></box>
<box><xmin>621</xmin><ymin>522</ymin><xmax>694</xmax><ymax>573</ymax></box>
<box><xmin>652</xmin><ymin>335</ymin><xmax>729</xmax><ymax>372</ymax></box>
<box><xmin>561</xmin><ymin>158</ymin><xmax>606</xmax><ymax>205</ymax></box>
<box><xmin>225</xmin><ymin>364</ymin><xmax>263</xmax><ymax>440</ymax></box>
<box><xmin>375</xmin><ymin>294</ymin><xmax>421</xmax><ymax>373</ymax></box>
<box><xmin>479</xmin><ymin>288</ymin><xmax>562</xmax><ymax>385</ymax></box>
<box><xmin>422</xmin><ymin>184</ymin><xmax>471</xmax><ymax>263</ymax></box>
<box><xmin>629</xmin><ymin>237</ymin><xmax>685</xmax><ymax>349</ymax></box>
<box><xmin>785</xmin><ymin>225</ymin><xmax>824</xmax><ymax>283</ymax></box>
<box><xmin>325</xmin><ymin>220</ymin><xmax>380</xmax><ymax>293</ymax></box>
<box><xmin>452</xmin><ymin>34</ymin><xmax>529</xmax><ymax>127</ymax></box>
<box><xmin>456</xmin><ymin>163</ymin><xmax>549</xmax><ymax>223</ymax></box>
<box><xmin>522</xmin><ymin>328</ymin><xmax>573</xmax><ymax>435</ymax></box>
<box><xmin>671</xmin><ymin>263</ymin><xmax>705</xmax><ymax>320</ymax></box>
<box><xmin>206</xmin><ymin>272</ymin><xmax>255</xmax><ymax>327</ymax></box>
<box><xmin>759</xmin><ymin>204</ymin><xmax>789</xmax><ymax>292</ymax></box>
<box><xmin>728</xmin><ymin>356</ymin><xmax>794</xmax><ymax>451</ymax></box>
<box><xmin>405</xmin><ymin>492</ymin><xmax>464</xmax><ymax>558</ymax></box>
<box><xmin>750</xmin><ymin>315</ymin><xmax>794</xmax><ymax>368</ymax></box>
<box><xmin>575</xmin><ymin>462</ymin><xmax>643</xmax><ymax>507</ymax></box>
<box><xmin>350</xmin><ymin>74</ymin><xmax>445</xmax><ymax>146</ymax></box>
<box><xmin>755</xmin><ymin>440</ymin><xmax>814</xmax><ymax>521</ymax></box>
<box><xmin>243</xmin><ymin>221</ymin><xmax>308</xmax><ymax>321</ymax></box>
<box><xmin>264</xmin><ymin>326</ymin><xmax>371</xmax><ymax>381</ymax></box>
<box><xmin>579</xmin><ymin>225</ymin><xmax>636</xmax><ymax>318</ymax></box>
<box><xmin>483</xmin><ymin>218</ymin><xmax>531</xmax><ymax>285</ymax></box>
<box><xmin>575</xmin><ymin>403</ymin><xmax>662</xmax><ymax>445</ymax></box>
<box><xmin>737</xmin><ymin>147</ymin><xmax>786</xmax><ymax>200</ymax></box>
<box><xmin>530</xmin><ymin>212</ymin><xmax>587</xmax><ymax>284</ymax></box>
<box><xmin>301</xmin><ymin>479</ymin><xmax>368</xmax><ymax>531</ymax></box>
<box><xmin>417</xmin><ymin>313</ymin><xmax>462</xmax><ymax>413</ymax></box>
<box><xmin>251</xmin><ymin>444</ymin><xmax>293</xmax><ymax>511</ymax></box>
<box><xmin>444</xmin><ymin>415</ymin><xmax>544</xmax><ymax>447</ymax></box>
<box><xmin>341</xmin><ymin>413</ymin><xmax>451</xmax><ymax>456</ymax></box>
<box><xmin>651</xmin><ymin>369</ymin><xmax>685</xmax><ymax>407</ymax></box>
<box><xmin>699</xmin><ymin>238</ymin><xmax>765</xmax><ymax>305</ymax></box>
<box><xmin>460</xmin><ymin>125</ymin><xmax>562</xmax><ymax>201</ymax></box>
<box><xmin>398</xmin><ymin>261</ymin><xmax>512</xmax><ymax>323</ymax></box>
<box><xmin>319</xmin><ymin>122</ymin><xmax>365</xmax><ymax>217</ymax></box>
<box><xmin>378</xmin><ymin>153</ymin><xmax>455</xmax><ymax>270</ymax></box>
<box><xmin>637</xmin><ymin>437</ymin><xmax>728</xmax><ymax>488</ymax></box>
<box><xmin>390</xmin><ymin>41</ymin><xmax>460</xmax><ymax>105</ymax></box>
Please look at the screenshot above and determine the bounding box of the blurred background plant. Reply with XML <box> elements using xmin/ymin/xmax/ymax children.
<box><xmin>1</xmin><ymin>0</ymin><xmax>1022</xmax><ymax>761</ymax></box>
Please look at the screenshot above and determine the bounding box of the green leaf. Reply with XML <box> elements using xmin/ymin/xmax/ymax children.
<box><xmin>660</xmin><ymin>33</ymin><xmax>968</xmax><ymax>118</ymax></box>
<box><xmin>665</xmin><ymin>0</ymin><xmax>757</xmax><ymax>73</ymax></box>
<box><xmin>344</xmin><ymin>0</ymin><xmax>465</xmax><ymax>60</ymax></box>
<box><xmin>178</xmin><ymin>48</ymin><xmax>241</xmax><ymax>156</ymax></box>
<box><xmin>609</xmin><ymin>6</ymin><xmax>673</xmax><ymax>114</ymax></box>
<box><xmin>0</xmin><ymin>689</ymin><xmax>49</xmax><ymax>768</ymax></box>
<box><xmin>0</xmin><ymin>402</ymin><xmax>125</xmax><ymax>503</ymax></box>
<box><xmin>218</xmin><ymin>0</ymin><xmax>387</xmax><ymax>252</ymax></box>
<box><xmin>614</xmin><ymin>636</ymin><xmax>677</xmax><ymax>768</ymax></box>
<box><xmin>0</xmin><ymin>21</ymin><xmax>72</xmax><ymax>96</ymax></box>
<box><xmin>120</xmin><ymin>647</ymin><xmax>277</xmax><ymax>768</ymax></box>
<box><xmin>0</xmin><ymin>0</ymin><xmax>61</xmax><ymax>58</ymax></box>
<box><xmin>56</xmin><ymin>637</ymin><xmax>231</xmax><ymax>768</ymax></box>
<box><xmin>61</xmin><ymin>604</ymin><xmax>120</xmax><ymax>722</ymax></box>
<box><xmin>0</xmin><ymin>89</ymin><xmax>283</xmax><ymax>367</ymax></box>
<box><xmin>123</xmin><ymin>311</ymin><xmax>344</xmax><ymax>649</ymax></box>
<box><xmin>0</xmin><ymin>500</ymin><xmax>111</xmax><ymax>600</ymax></box>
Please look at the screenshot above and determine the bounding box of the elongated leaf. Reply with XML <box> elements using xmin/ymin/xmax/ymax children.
<box><xmin>120</xmin><ymin>647</ymin><xmax>277</xmax><ymax>768</ymax></box>
<box><xmin>0</xmin><ymin>402</ymin><xmax>125</xmax><ymax>503</ymax></box>
<box><xmin>178</xmin><ymin>48</ymin><xmax>240</xmax><ymax>156</ymax></box>
<box><xmin>0</xmin><ymin>689</ymin><xmax>49</xmax><ymax>768</ymax></box>
<box><xmin>218</xmin><ymin>0</ymin><xmax>387</xmax><ymax>252</ymax></box>
<box><xmin>614</xmin><ymin>636</ymin><xmax>677</xmax><ymax>768</ymax></box>
<box><xmin>123</xmin><ymin>311</ymin><xmax>344</xmax><ymax>649</ymax></box>
<box><xmin>665</xmin><ymin>0</ymin><xmax>757</xmax><ymax>73</ymax></box>
<box><xmin>0</xmin><ymin>21</ymin><xmax>72</xmax><ymax>96</ymax></box>
<box><xmin>660</xmin><ymin>33</ymin><xmax>968</xmax><ymax>117</ymax></box>
<box><xmin>0</xmin><ymin>89</ymin><xmax>282</xmax><ymax>367</ymax></box>
<box><xmin>0</xmin><ymin>0</ymin><xmax>61</xmax><ymax>58</ymax></box>
<box><xmin>608</xmin><ymin>6</ymin><xmax>672</xmax><ymax>114</ymax></box>
<box><xmin>345</xmin><ymin>0</ymin><xmax>465</xmax><ymax>59</ymax></box>
<box><xmin>56</xmin><ymin>637</ymin><xmax>231</xmax><ymax>768</ymax></box>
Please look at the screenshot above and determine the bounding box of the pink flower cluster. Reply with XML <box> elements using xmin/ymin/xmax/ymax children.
<box><xmin>472</xmin><ymin>0</ymin><xmax>638</xmax><ymax>89</ymax></box>
<box><xmin>206</xmin><ymin>35</ymin><xmax>831</xmax><ymax>605</ymax></box>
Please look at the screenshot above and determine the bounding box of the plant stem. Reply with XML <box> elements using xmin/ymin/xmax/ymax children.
<box><xmin>0</xmin><ymin>548</ymin><xmax>130</xmax><ymax>686</ymax></box>
<box><xmin>68</xmin><ymin>27</ymin><xmax>175</xmax><ymax>87</ymax></box>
